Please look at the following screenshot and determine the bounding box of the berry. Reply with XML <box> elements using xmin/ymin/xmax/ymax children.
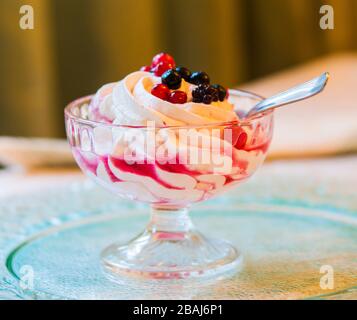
<box><xmin>151</xmin><ymin>52</ymin><xmax>176</xmax><ymax>68</ymax></box>
<box><xmin>153</xmin><ymin>61</ymin><xmax>174</xmax><ymax>76</ymax></box>
<box><xmin>192</xmin><ymin>88</ymin><xmax>201</xmax><ymax>99</ymax></box>
<box><xmin>191</xmin><ymin>86</ymin><xmax>204</xmax><ymax>103</ymax></box>
<box><xmin>206</xmin><ymin>86</ymin><xmax>219</xmax><ymax>101</ymax></box>
<box><xmin>198</xmin><ymin>83</ymin><xmax>209</xmax><ymax>93</ymax></box>
<box><xmin>203</xmin><ymin>94</ymin><xmax>213</xmax><ymax>104</ymax></box>
<box><xmin>189</xmin><ymin>71</ymin><xmax>210</xmax><ymax>85</ymax></box>
<box><xmin>192</xmin><ymin>84</ymin><xmax>220</xmax><ymax>104</ymax></box>
<box><xmin>235</xmin><ymin>131</ymin><xmax>248</xmax><ymax>149</ymax></box>
<box><xmin>151</xmin><ymin>84</ymin><xmax>170</xmax><ymax>101</ymax></box>
<box><xmin>161</xmin><ymin>69</ymin><xmax>182</xmax><ymax>89</ymax></box>
<box><xmin>140</xmin><ymin>65</ymin><xmax>151</xmax><ymax>72</ymax></box>
<box><xmin>175</xmin><ymin>67</ymin><xmax>191</xmax><ymax>81</ymax></box>
<box><xmin>168</xmin><ymin>91</ymin><xmax>187</xmax><ymax>104</ymax></box>
<box><xmin>212</xmin><ymin>84</ymin><xmax>227</xmax><ymax>101</ymax></box>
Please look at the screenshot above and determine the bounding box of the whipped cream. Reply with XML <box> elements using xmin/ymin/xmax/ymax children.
<box><xmin>88</xmin><ymin>71</ymin><xmax>239</xmax><ymax>126</ymax></box>
<box><xmin>73</xmin><ymin>68</ymin><xmax>271</xmax><ymax>206</ymax></box>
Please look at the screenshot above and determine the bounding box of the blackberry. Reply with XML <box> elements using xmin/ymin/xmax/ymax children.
<box><xmin>211</xmin><ymin>84</ymin><xmax>227</xmax><ymax>101</ymax></box>
<box><xmin>206</xmin><ymin>86</ymin><xmax>219</xmax><ymax>101</ymax></box>
<box><xmin>199</xmin><ymin>83</ymin><xmax>210</xmax><ymax>90</ymax></box>
<box><xmin>192</xmin><ymin>84</ymin><xmax>221</xmax><ymax>104</ymax></box>
<box><xmin>192</xmin><ymin>84</ymin><xmax>207</xmax><ymax>102</ymax></box>
<box><xmin>192</xmin><ymin>88</ymin><xmax>201</xmax><ymax>99</ymax></box>
<box><xmin>192</xmin><ymin>96</ymin><xmax>202</xmax><ymax>103</ymax></box>
<box><xmin>203</xmin><ymin>94</ymin><xmax>213</xmax><ymax>104</ymax></box>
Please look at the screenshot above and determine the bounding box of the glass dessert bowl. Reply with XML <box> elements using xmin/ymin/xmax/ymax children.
<box><xmin>64</xmin><ymin>53</ymin><xmax>273</xmax><ymax>280</ymax></box>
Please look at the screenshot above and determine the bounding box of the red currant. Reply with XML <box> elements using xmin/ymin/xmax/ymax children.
<box><xmin>151</xmin><ymin>52</ymin><xmax>176</xmax><ymax>68</ymax></box>
<box><xmin>140</xmin><ymin>65</ymin><xmax>151</xmax><ymax>72</ymax></box>
<box><xmin>151</xmin><ymin>84</ymin><xmax>170</xmax><ymax>101</ymax></box>
<box><xmin>152</xmin><ymin>61</ymin><xmax>174</xmax><ymax>77</ymax></box>
<box><xmin>168</xmin><ymin>91</ymin><xmax>187</xmax><ymax>104</ymax></box>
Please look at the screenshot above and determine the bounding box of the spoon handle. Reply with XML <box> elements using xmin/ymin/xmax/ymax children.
<box><xmin>246</xmin><ymin>72</ymin><xmax>330</xmax><ymax>118</ymax></box>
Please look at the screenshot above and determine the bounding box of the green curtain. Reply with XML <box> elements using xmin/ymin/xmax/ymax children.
<box><xmin>1</xmin><ymin>0</ymin><xmax>356</xmax><ymax>137</ymax></box>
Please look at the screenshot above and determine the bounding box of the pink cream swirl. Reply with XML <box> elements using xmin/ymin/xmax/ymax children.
<box><xmin>79</xmin><ymin>72</ymin><xmax>264</xmax><ymax>205</ymax></box>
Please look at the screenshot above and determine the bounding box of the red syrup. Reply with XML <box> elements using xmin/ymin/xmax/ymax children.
<box><xmin>157</xmin><ymin>153</ymin><xmax>213</xmax><ymax>176</ymax></box>
<box><xmin>109</xmin><ymin>156</ymin><xmax>183</xmax><ymax>190</ymax></box>
<box><xmin>224</xmin><ymin>176</ymin><xmax>234</xmax><ymax>185</ymax></box>
<box><xmin>243</xmin><ymin>139</ymin><xmax>271</xmax><ymax>154</ymax></box>
<box><xmin>156</xmin><ymin>161</ymin><xmax>201</xmax><ymax>176</ymax></box>
<box><xmin>232</xmin><ymin>157</ymin><xmax>249</xmax><ymax>172</ymax></box>
<box><xmin>100</xmin><ymin>156</ymin><xmax>121</xmax><ymax>182</ymax></box>
<box><xmin>224</xmin><ymin>174</ymin><xmax>248</xmax><ymax>186</ymax></box>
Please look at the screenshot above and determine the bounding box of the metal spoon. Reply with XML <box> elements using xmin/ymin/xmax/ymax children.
<box><xmin>245</xmin><ymin>72</ymin><xmax>330</xmax><ymax>118</ymax></box>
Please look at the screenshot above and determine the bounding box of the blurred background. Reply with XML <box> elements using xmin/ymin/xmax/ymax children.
<box><xmin>0</xmin><ymin>0</ymin><xmax>356</xmax><ymax>138</ymax></box>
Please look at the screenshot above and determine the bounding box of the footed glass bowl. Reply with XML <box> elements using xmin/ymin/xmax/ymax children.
<box><xmin>64</xmin><ymin>89</ymin><xmax>273</xmax><ymax>280</ymax></box>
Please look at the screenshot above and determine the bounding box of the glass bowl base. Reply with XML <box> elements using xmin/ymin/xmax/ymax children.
<box><xmin>101</xmin><ymin>229</ymin><xmax>243</xmax><ymax>280</ymax></box>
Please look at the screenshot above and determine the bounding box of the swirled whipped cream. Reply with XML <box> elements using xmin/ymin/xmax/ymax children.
<box><xmin>71</xmin><ymin>54</ymin><xmax>271</xmax><ymax>206</ymax></box>
<box><xmin>88</xmin><ymin>71</ymin><xmax>238</xmax><ymax>126</ymax></box>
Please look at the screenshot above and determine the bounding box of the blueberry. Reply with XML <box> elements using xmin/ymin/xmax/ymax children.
<box><xmin>161</xmin><ymin>69</ymin><xmax>182</xmax><ymax>90</ymax></box>
<box><xmin>203</xmin><ymin>94</ymin><xmax>213</xmax><ymax>104</ymax></box>
<box><xmin>175</xmin><ymin>67</ymin><xmax>191</xmax><ymax>82</ymax></box>
<box><xmin>211</xmin><ymin>84</ymin><xmax>227</xmax><ymax>101</ymax></box>
<box><xmin>189</xmin><ymin>71</ymin><xmax>210</xmax><ymax>85</ymax></box>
